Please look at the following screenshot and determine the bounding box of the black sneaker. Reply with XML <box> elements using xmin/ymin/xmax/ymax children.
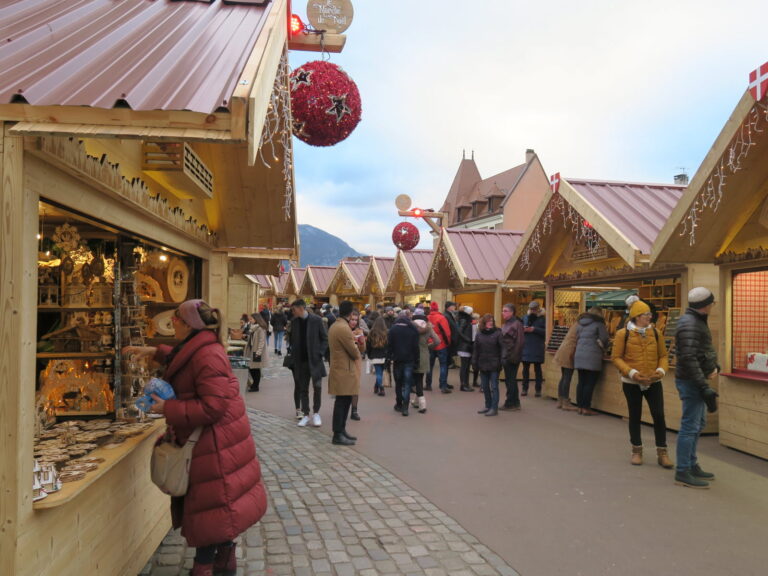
<box><xmin>674</xmin><ymin>469</ymin><xmax>710</xmax><ymax>489</ymax></box>
<box><xmin>447</xmin><ymin>384</ymin><xmax>454</xmax><ymax>390</ymax></box>
<box><xmin>441</xmin><ymin>388</ymin><xmax>452</xmax><ymax>394</ymax></box>
<box><xmin>691</xmin><ymin>464</ymin><xmax>715</xmax><ymax>480</ymax></box>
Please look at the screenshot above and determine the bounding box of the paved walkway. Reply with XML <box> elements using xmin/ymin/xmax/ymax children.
<box><xmin>142</xmin><ymin>407</ymin><xmax>520</xmax><ymax>576</ymax></box>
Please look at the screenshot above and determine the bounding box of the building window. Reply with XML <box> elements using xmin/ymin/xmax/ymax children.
<box><xmin>455</xmin><ymin>208</ymin><xmax>463</xmax><ymax>223</ymax></box>
<box><xmin>732</xmin><ymin>269</ymin><xmax>768</xmax><ymax>372</ymax></box>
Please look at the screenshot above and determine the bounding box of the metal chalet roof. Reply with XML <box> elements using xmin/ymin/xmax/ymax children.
<box><xmin>0</xmin><ymin>0</ymin><xmax>273</xmax><ymax>114</ymax></box>
<box><xmin>374</xmin><ymin>257</ymin><xmax>395</xmax><ymax>287</ymax></box>
<box><xmin>306</xmin><ymin>266</ymin><xmax>336</xmax><ymax>295</ymax></box>
<box><xmin>568</xmin><ymin>179</ymin><xmax>685</xmax><ymax>254</ymax></box>
<box><xmin>344</xmin><ymin>261</ymin><xmax>369</xmax><ymax>290</ymax></box>
<box><xmin>445</xmin><ymin>228</ymin><xmax>524</xmax><ymax>282</ymax></box>
<box><xmin>402</xmin><ymin>250</ymin><xmax>434</xmax><ymax>287</ymax></box>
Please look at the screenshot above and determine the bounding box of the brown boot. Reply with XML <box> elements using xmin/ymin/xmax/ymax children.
<box><xmin>562</xmin><ymin>399</ymin><xmax>578</xmax><ymax>411</ymax></box>
<box><xmin>631</xmin><ymin>445</ymin><xmax>643</xmax><ymax>465</ymax></box>
<box><xmin>556</xmin><ymin>397</ymin><xmax>563</xmax><ymax>409</ymax></box>
<box><xmin>656</xmin><ymin>447</ymin><xmax>674</xmax><ymax>469</ymax></box>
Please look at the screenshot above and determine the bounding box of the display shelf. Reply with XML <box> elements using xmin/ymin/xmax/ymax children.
<box><xmin>33</xmin><ymin>418</ymin><xmax>165</xmax><ymax>510</ymax></box>
<box><xmin>36</xmin><ymin>352</ymin><xmax>113</xmax><ymax>359</ymax></box>
<box><xmin>38</xmin><ymin>306</ymin><xmax>114</xmax><ymax>312</ymax></box>
<box><xmin>721</xmin><ymin>370</ymin><xmax>768</xmax><ymax>383</ymax></box>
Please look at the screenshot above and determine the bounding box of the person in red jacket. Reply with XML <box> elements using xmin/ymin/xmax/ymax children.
<box><xmin>125</xmin><ymin>299</ymin><xmax>267</xmax><ymax>576</ymax></box>
<box><xmin>426</xmin><ymin>301</ymin><xmax>452</xmax><ymax>393</ymax></box>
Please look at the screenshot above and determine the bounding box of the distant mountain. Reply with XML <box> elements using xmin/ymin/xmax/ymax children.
<box><xmin>298</xmin><ymin>224</ymin><xmax>364</xmax><ymax>267</ymax></box>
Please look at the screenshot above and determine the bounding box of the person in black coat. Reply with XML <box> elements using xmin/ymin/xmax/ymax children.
<box><xmin>521</xmin><ymin>301</ymin><xmax>547</xmax><ymax>396</ymax></box>
<box><xmin>472</xmin><ymin>313</ymin><xmax>504</xmax><ymax>416</ymax></box>
<box><xmin>456</xmin><ymin>306</ymin><xmax>474</xmax><ymax>391</ymax></box>
<box><xmin>270</xmin><ymin>307</ymin><xmax>288</xmax><ymax>356</ymax></box>
<box><xmin>674</xmin><ymin>287</ymin><xmax>720</xmax><ymax>489</ymax></box>
<box><xmin>444</xmin><ymin>301</ymin><xmax>460</xmax><ymax>368</ymax></box>
<box><xmin>387</xmin><ymin>314</ymin><xmax>420</xmax><ymax>416</ymax></box>
<box><xmin>287</xmin><ymin>299</ymin><xmax>328</xmax><ymax>427</ymax></box>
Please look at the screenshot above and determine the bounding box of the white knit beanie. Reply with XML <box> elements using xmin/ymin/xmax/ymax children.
<box><xmin>688</xmin><ymin>287</ymin><xmax>714</xmax><ymax>309</ymax></box>
<box><xmin>463</xmin><ymin>306</ymin><xmax>473</xmax><ymax>315</ymax></box>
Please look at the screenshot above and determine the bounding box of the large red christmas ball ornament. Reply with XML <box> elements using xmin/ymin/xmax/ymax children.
<box><xmin>392</xmin><ymin>222</ymin><xmax>420</xmax><ymax>251</ymax></box>
<box><xmin>290</xmin><ymin>61</ymin><xmax>362</xmax><ymax>147</ymax></box>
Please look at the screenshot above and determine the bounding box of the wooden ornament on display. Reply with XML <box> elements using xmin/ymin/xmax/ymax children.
<box><xmin>151</xmin><ymin>310</ymin><xmax>176</xmax><ymax>337</ymax></box>
<box><xmin>166</xmin><ymin>258</ymin><xmax>189</xmax><ymax>303</ymax></box>
<box><xmin>306</xmin><ymin>0</ymin><xmax>354</xmax><ymax>33</ymax></box>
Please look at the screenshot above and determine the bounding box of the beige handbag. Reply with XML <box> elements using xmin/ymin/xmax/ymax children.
<box><xmin>150</xmin><ymin>427</ymin><xmax>203</xmax><ymax>496</ymax></box>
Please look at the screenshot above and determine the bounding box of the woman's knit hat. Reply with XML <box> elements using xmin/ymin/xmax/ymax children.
<box><xmin>430</xmin><ymin>301</ymin><xmax>440</xmax><ymax>312</ymax></box>
<box><xmin>688</xmin><ymin>287</ymin><xmax>715</xmax><ymax>309</ymax></box>
<box><xmin>462</xmin><ymin>306</ymin><xmax>474</xmax><ymax>315</ymax></box>
<box><xmin>177</xmin><ymin>299</ymin><xmax>207</xmax><ymax>330</ymax></box>
<box><xmin>629</xmin><ymin>300</ymin><xmax>651</xmax><ymax>319</ymax></box>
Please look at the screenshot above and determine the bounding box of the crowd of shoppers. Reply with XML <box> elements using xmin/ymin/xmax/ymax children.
<box><xmin>242</xmin><ymin>286</ymin><xmax>719</xmax><ymax>491</ymax></box>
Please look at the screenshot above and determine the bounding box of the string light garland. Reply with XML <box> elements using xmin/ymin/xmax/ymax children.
<box><xmin>519</xmin><ymin>192</ymin><xmax>602</xmax><ymax>271</ymax></box>
<box><xmin>258</xmin><ymin>51</ymin><xmax>295</xmax><ymax>221</ymax></box>
<box><xmin>680</xmin><ymin>103</ymin><xmax>767</xmax><ymax>245</ymax></box>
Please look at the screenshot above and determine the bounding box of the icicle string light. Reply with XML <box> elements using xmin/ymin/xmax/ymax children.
<box><xmin>519</xmin><ymin>193</ymin><xmax>602</xmax><ymax>271</ymax></box>
<box><xmin>680</xmin><ymin>104</ymin><xmax>764</xmax><ymax>245</ymax></box>
<box><xmin>257</xmin><ymin>51</ymin><xmax>295</xmax><ymax>221</ymax></box>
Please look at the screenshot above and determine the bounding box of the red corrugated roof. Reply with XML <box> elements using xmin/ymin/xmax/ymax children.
<box><xmin>374</xmin><ymin>257</ymin><xmax>395</xmax><ymax>287</ymax></box>
<box><xmin>403</xmin><ymin>250</ymin><xmax>434</xmax><ymax>287</ymax></box>
<box><xmin>307</xmin><ymin>266</ymin><xmax>336</xmax><ymax>294</ymax></box>
<box><xmin>568</xmin><ymin>179</ymin><xmax>685</xmax><ymax>254</ymax></box>
<box><xmin>276</xmin><ymin>271</ymin><xmax>289</xmax><ymax>293</ymax></box>
<box><xmin>345</xmin><ymin>261</ymin><xmax>369</xmax><ymax>289</ymax></box>
<box><xmin>291</xmin><ymin>268</ymin><xmax>306</xmax><ymax>293</ymax></box>
<box><xmin>0</xmin><ymin>0</ymin><xmax>272</xmax><ymax>113</ymax></box>
<box><xmin>446</xmin><ymin>228</ymin><xmax>524</xmax><ymax>282</ymax></box>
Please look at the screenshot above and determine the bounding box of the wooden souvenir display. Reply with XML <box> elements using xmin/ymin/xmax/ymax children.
<box><xmin>38</xmin><ymin>360</ymin><xmax>115</xmax><ymax>416</ymax></box>
<box><xmin>62</xmin><ymin>278</ymin><xmax>88</xmax><ymax>307</ymax></box>
<box><xmin>89</xmin><ymin>281</ymin><xmax>113</xmax><ymax>307</ymax></box>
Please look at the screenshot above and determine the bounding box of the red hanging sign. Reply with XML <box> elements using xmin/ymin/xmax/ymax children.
<box><xmin>748</xmin><ymin>61</ymin><xmax>768</xmax><ymax>102</ymax></box>
<box><xmin>550</xmin><ymin>172</ymin><xmax>561</xmax><ymax>193</ymax></box>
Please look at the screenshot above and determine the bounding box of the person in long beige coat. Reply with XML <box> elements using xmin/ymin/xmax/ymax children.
<box><xmin>553</xmin><ymin>323</ymin><xmax>579</xmax><ymax>411</ymax></box>
<box><xmin>328</xmin><ymin>301</ymin><xmax>362</xmax><ymax>446</ymax></box>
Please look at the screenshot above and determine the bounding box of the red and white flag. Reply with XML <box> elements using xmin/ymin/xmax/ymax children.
<box><xmin>550</xmin><ymin>172</ymin><xmax>561</xmax><ymax>193</ymax></box>
<box><xmin>748</xmin><ymin>61</ymin><xmax>768</xmax><ymax>102</ymax></box>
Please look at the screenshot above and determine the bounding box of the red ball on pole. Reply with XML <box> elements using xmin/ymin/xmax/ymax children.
<box><xmin>290</xmin><ymin>61</ymin><xmax>362</xmax><ymax>147</ymax></box>
<box><xmin>392</xmin><ymin>222</ymin><xmax>420</xmax><ymax>251</ymax></box>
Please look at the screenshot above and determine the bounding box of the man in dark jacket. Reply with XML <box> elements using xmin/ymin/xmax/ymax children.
<box><xmin>674</xmin><ymin>287</ymin><xmax>719</xmax><ymax>489</ymax></box>
<box><xmin>270</xmin><ymin>306</ymin><xmax>288</xmax><ymax>356</ymax></box>
<box><xmin>260</xmin><ymin>305</ymin><xmax>273</xmax><ymax>349</ymax></box>
<box><xmin>288</xmin><ymin>299</ymin><xmax>328</xmax><ymax>428</ymax></box>
<box><xmin>522</xmin><ymin>301</ymin><xmax>547</xmax><ymax>397</ymax></box>
<box><xmin>456</xmin><ymin>306</ymin><xmax>474</xmax><ymax>391</ymax></box>
<box><xmin>500</xmin><ymin>303</ymin><xmax>525</xmax><ymax>410</ymax></box>
<box><xmin>388</xmin><ymin>313</ymin><xmax>420</xmax><ymax>416</ymax></box>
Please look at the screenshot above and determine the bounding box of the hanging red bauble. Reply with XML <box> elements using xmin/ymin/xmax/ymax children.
<box><xmin>290</xmin><ymin>61</ymin><xmax>362</xmax><ymax>147</ymax></box>
<box><xmin>392</xmin><ymin>222</ymin><xmax>420</xmax><ymax>251</ymax></box>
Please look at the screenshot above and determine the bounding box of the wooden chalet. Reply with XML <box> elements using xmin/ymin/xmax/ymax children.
<box><xmin>298</xmin><ymin>265</ymin><xmax>337</xmax><ymax>305</ymax></box>
<box><xmin>0</xmin><ymin>1</ymin><xmax>298</xmax><ymax>574</ymax></box>
<box><xmin>325</xmin><ymin>260</ymin><xmax>371</xmax><ymax>308</ymax></box>
<box><xmin>652</xmin><ymin>79</ymin><xmax>768</xmax><ymax>458</ymax></box>
<box><xmin>283</xmin><ymin>267</ymin><xmax>308</xmax><ymax>302</ymax></box>
<box><xmin>358</xmin><ymin>256</ymin><xmax>396</xmax><ymax>305</ymax></box>
<box><xmin>425</xmin><ymin>228</ymin><xmax>532</xmax><ymax>317</ymax></box>
<box><xmin>385</xmin><ymin>250</ymin><xmax>434</xmax><ymax>305</ymax></box>
<box><xmin>503</xmin><ymin>176</ymin><xmax>719</xmax><ymax>432</ymax></box>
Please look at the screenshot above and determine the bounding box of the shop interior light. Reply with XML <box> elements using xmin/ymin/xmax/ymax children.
<box><xmin>159</xmin><ymin>254</ymin><xmax>168</xmax><ymax>262</ymax></box>
<box><xmin>290</xmin><ymin>14</ymin><xmax>305</xmax><ymax>35</ymax></box>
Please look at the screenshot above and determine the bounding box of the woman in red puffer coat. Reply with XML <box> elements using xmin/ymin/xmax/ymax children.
<box><xmin>125</xmin><ymin>299</ymin><xmax>267</xmax><ymax>576</ymax></box>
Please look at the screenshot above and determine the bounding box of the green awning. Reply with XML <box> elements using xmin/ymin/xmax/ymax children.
<box><xmin>585</xmin><ymin>289</ymin><xmax>637</xmax><ymax>308</ymax></box>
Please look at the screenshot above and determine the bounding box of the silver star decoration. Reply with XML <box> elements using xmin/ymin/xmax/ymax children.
<box><xmin>291</xmin><ymin>69</ymin><xmax>313</xmax><ymax>91</ymax></box>
<box><xmin>325</xmin><ymin>93</ymin><xmax>352</xmax><ymax>123</ymax></box>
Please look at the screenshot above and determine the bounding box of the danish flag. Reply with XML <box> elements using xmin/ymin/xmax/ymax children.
<box><xmin>748</xmin><ymin>61</ymin><xmax>768</xmax><ymax>102</ymax></box>
<box><xmin>550</xmin><ymin>172</ymin><xmax>561</xmax><ymax>193</ymax></box>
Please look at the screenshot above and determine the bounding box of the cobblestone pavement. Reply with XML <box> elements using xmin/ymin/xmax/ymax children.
<box><xmin>142</xmin><ymin>408</ymin><xmax>520</xmax><ymax>576</ymax></box>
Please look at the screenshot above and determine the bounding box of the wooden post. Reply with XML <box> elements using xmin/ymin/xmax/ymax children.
<box><xmin>206</xmin><ymin>253</ymin><xmax>229</xmax><ymax>339</ymax></box>
<box><xmin>494</xmin><ymin>285</ymin><xmax>503</xmax><ymax>322</ymax></box>
<box><xmin>0</xmin><ymin>126</ymin><xmax>36</xmax><ymax>575</ymax></box>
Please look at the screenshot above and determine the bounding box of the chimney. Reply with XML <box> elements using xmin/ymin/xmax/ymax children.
<box><xmin>674</xmin><ymin>173</ymin><xmax>689</xmax><ymax>186</ymax></box>
<box><xmin>525</xmin><ymin>148</ymin><xmax>535</xmax><ymax>163</ymax></box>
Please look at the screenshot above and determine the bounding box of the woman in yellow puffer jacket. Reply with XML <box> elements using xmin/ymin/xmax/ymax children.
<box><xmin>611</xmin><ymin>300</ymin><xmax>673</xmax><ymax>469</ymax></box>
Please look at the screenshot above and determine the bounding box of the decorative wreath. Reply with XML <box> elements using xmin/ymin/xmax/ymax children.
<box><xmin>52</xmin><ymin>223</ymin><xmax>81</xmax><ymax>253</ymax></box>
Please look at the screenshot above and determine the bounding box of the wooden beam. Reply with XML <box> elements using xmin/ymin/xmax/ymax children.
<box><xmin>0</xmin><ymin>125</ymin><xmax>37</xmax><ymax>575</ymax></box>
<box><xmin>246</xmin><ymin>0</ymin><xmax>289</xmax><ymax>166</ymax></box>
<box><xmin>0</xmin><ymin>105</ymin><xmax>231</xmax><ymax>136</ymax></box>
<box><xmin>288</xmin><ymin>33</ymin><xmax>347</xmax><ymax>53</ymax></box>
<box><xmin>219</xmin><ymin>247</ymin><xmax>295</xmax><ymax>259</ymax></box>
